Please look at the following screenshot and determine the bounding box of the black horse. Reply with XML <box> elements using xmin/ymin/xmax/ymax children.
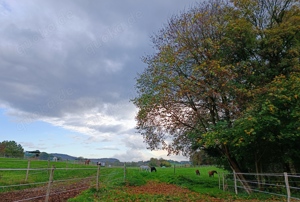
<box><xmin>151</xmin><ymin>166</ymin><xmax>157</xmax><ymax>172</ymax></box>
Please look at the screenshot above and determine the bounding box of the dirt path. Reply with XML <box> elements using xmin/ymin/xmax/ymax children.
<box><xmin>125</xmin><ymin>181</ymin><xmax>284</xmax><ymax>202</ymax></box>
<box><xmin>0</xmin><ymin>179</ymin><xmax>91</xmax><ymax>202</ymax></box>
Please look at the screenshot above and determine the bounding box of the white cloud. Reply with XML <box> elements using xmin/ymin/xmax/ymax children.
<box><xmin>113</xmin><ymin>149</ymin><xmax>147</xmax><ymax>162</ymax></box>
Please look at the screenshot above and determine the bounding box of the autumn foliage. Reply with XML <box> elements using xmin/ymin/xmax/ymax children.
<box><xmin>133</xmin><ymin>0</ymin><xmax>300</xmax><ymax>192</ymax></box>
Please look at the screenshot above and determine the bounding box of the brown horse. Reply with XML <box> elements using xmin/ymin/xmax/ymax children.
<box><xmin>195</xmin><ymin>169</ymin><xmax>200</xmax><ymax>175</ymax></box>
<box><xmin>208</xmin><ymin>170</ymin><xmax>218</xmax><ymax>177</ymax></box>
<box><xmin>85</xmin><ymin>159</ymin><xmax>90</xmax><ymax>165</ymax></box>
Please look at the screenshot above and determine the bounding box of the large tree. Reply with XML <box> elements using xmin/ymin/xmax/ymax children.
<box><xmin>133</xmin><ymin>0</ymin><xmax>299</xmax><ymax>193</ymax></box>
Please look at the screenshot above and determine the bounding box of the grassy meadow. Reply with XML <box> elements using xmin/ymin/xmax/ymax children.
<box><xmin>0</xmin><ymin>158</ymin><xmax>287</xmax><ymax>201</ymax></box>
<box><xmin>0</xmin><ymin>157</ymin><xmax>98</xmax><ymax>192</ymax></box>
<box><xmin>70</xmin><ymin>165</ymin><xmax>284</xmax><ymax>201</ymax></box>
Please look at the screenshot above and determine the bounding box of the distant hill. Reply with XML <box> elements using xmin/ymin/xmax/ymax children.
<box><xmin>50</xmin><ymin>153</ymin><xmax>120</xmax><ymax>163</ymax></box>
<box><xmin>89</xmin><ymin>158</ymin><xmax>120</xmax><ymax>164</ymax></box>
<box><xmin>50</xmin><ymin>153</ymin><xmax>77</xmax><ymax>160</ymax></box>
<box><xmin>49</xmin><ymin>153</ymin><xmax>188</xmax><ymax>165</ymax></box>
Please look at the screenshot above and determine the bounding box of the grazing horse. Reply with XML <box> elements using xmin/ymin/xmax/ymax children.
<box><xmin>140</xmin><ymin>165</ymin><xmax>150</xmax><ymax>172</ymax></box>
<box><xmin>208</xmin><ymin>170</ymin><xmax>218</xmax><ymax>177</ymax></box>
<box><xmin>195</xmin><ymin>169</ymin><xmax>200</xmax><ymax>175</ymax></box>
<box><xmin>151</xmin><ymin>166</ymin><xmax>157</xmax><ymax>172</ymax></box>
<box><xmin>85</xmin><ymin>159</ymin><xmax>90</xmax><ymax>165</ymax></box>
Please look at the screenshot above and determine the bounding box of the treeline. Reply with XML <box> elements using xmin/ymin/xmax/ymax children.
<box><xmin>125</xmin><ymin>157</ymin><xmax>191</xmax><ymax>167</ymax></box>
<box><xmin>0</xmin><ymin>140</ymin><xmax>192</xmax><ymax>167</ymax></box>
<box><xmin>0</xmin><ymin>140</ymin><xmax>24</xmax><ymax>158</ymax></box>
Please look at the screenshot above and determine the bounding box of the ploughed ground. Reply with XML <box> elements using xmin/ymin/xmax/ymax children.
<box><xmin>0</xmin><ymin>180</ymin><xmax>288</xmax><ymax>202</ymax></box>
<box><xmin>125</xmin><ymin>181</ymin><xmax>281</xmax><ymax>202</ymax></box>
<box><xmin>0</xmin><ymin>178</ymin><xmax>92</xmax><ymax>202</ymax></box>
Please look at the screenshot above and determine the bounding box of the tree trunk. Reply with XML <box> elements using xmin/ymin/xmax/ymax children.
<box><xmin>254</xmin><ymin>153</ymin><xmax>265</xmax><ymax>190</ymax></box>
<box><xmin>255</xmin><ymin>159</ymin><xmax>261</xmax><ymax>190</ymax></box>
<box><xmin>222</xmin><ymin>145</ymin><xmax>252</xmax><ymax>194</ymax></box>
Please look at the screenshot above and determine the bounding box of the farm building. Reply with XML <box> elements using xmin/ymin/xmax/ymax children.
<box><xmin>24</xmin><ymin>150</ymin><xmax>40</xmax><ymax>159</ymax></box>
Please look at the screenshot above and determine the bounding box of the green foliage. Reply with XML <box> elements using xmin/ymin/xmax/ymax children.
<box><xmin>190</xmin><ymin>150</ymin><xmax>217</xmax><ymax>166</ymax></box>
<box><xmin>229</xmin><ymin>73</ymin><xmax>300</xmax><ymax>173</ymax></box>
<box><xmin>160</xmin><ymin>160</ymin><xmax>171</xmax><ymax>167</ymax></box>
<box><xmin>38</xmin><ymin>152</ymin><xmax>51</xmax><ymax>160</ymax></box>
<box><xmin>0</xmin><ymin>140</ymin><xmax>24</xmax><ymax>158</ymax></box>
<box><xmin>149</xmin><ymin>157</ymin><xmax>160</xmax><ymax>167</ymax></box>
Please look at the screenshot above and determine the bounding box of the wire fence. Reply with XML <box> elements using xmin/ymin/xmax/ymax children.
<box><xmin>220</xmin><ymin>172</ymin><xmax>300</xmax><ymax>202</ymax></box>
<box><xmin>0</xmin><ymin>160</ymin><xmax>126</xmax><ymax>202</ymax></box>
<box><xmin>1</xmin><ymin>160</ymin><xmax>300</xmax><ymax>202</ymax></box>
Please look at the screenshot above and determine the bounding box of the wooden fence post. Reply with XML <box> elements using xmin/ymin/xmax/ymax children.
<box><xmin>284</xmin><ymin>172</ymin><xmax>291</xmax><ymax>202</ymax></box>
<box><xmin>45</xmin><ymin>165</ymin><xmax>55</xmax><ymax>202</ymax></box>
<box><xmin>222</xmin><ymin>173</ymin><xmax>225</xmax><ymax>191</ymax></box>
<box><xmin>124</xmin><ymin>163</ymin><xmax>126</xmax><ymax>183</ymax></box>
<box><xmin>25</xmin><ymin>160</ymin><xmax>30</xmax><ymax>182</ymax></box>
<box><xmin>233</xmin><ymin>171</ymin><xmax>238</xmax><ymax>194</ymax></box>
<box><xmin>218</xmin><ymin>172</ymin><xmax>221</xmax><ymax>189</ymax></box>
<box><xmin>96</xmin><ymin>165</ymin><xmax>100</xmax><ymax>191</ymax></box>
<box><xmin>47</xmin><ymin>160</ymin><xmax>50</xmax><ymax>174</ymax></box>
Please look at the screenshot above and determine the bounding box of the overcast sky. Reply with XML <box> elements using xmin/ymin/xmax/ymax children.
<box><xmin>0</xmin><ymin>0</ymin><xmax>200</xmax><ymax>162</ymax></box>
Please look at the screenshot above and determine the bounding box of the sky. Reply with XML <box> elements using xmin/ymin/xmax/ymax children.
<box><xmin>0</xmin><ymin>0</ymin><xmax>201</xmax><ymax>162</ymax></box>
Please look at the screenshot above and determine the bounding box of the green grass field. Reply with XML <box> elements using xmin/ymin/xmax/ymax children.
<box><xmin>0</xmin><ymin>158</ymin><xmax>288</xmax><ymax>201</ymax></box>
<box><xmin>0</xmin><ymin>157</ymin><xmax>98</xmax><ymax>192</ymax></box>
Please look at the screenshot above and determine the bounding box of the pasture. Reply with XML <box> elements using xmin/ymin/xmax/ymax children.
<box><xmin>71</xmin><ymin>166</ymin><xmax>287</xmax><ymax>202</ymax></box>
<box><xmin>0</xmin><ymin>158</ymin><xmax>293</xmax><ymax>201</ymax></box>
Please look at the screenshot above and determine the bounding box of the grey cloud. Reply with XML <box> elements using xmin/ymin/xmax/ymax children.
<box><xmin>1</xmin><ymin>0</ymin><xmax>199</xmax><ymax>161</ymax></box>
<box><xmin>122</xmin><ymin>134</ymin><xmax>146</xmax><ymax>150</ymax></box>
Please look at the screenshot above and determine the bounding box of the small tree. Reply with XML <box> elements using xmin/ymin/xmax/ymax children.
<box><xmin>190</xmin><ymin>150</ymin><xmax>217</xmax><ymax>166</ymax></box>
<box><xmin>160</xmin><ymin>160</ymin><xmax>171</xmax><ymax>167</ymax></box>
<box><xmin>0</xmin><ymin>141</ymin><xmax>24</xmax><ymax>158</ymax></box>
<box><xmin>149</xmin><ymin>158</ymin><xmax>160</xmax><ymax>167</ymax></box>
